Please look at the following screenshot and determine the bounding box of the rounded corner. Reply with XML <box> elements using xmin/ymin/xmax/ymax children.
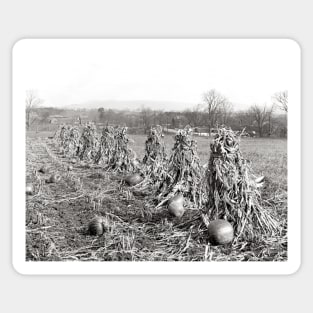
<box><xmin>12</xmin><ymin>38</ymin><xmax>30</xmax><ymax>55</ymax></box>
<box><xmin>286</xmin><ymin>259</ymin><xmax>302</xmax><ymax>276</ymax></box>
<box><xmin>283</xmin><ymin>38</ymin><xmax>302</xmax><ymax>55</ymax></box>
<box><xmin>12</xmin><ymin>258</ymin><xmax>27</xmax><ymax>276</ymax></box>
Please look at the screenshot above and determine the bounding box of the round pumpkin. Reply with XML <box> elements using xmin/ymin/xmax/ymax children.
<box><xmin>168</xmin><ymin>193</ymin><xmax>185</xmax><ymax>218</ymax></box>
<box><xmin>39</xmin><ymin>165</ymin><xmax>48</xmax><ymax>174</ymax></box>
<box><xmin>26</xmin><ymin>184</ymin><xmax>33</xmax><ymax>195</ymax></box>
<box><xmin>88</xmin><ymin>217</ymin><xmax>106</xmax><ymax>236</ymax></box>
<box><xmin>48</xmin><ymin>173</ymin><xmax>61</xmax><ymax>183</ymax></box>
<box><xmin>207</xmin><ymin>219</ymin><xmax>234</xmax><ymax>245</ymax></box>
<box><xmin>124</xmin><ymin>173</ymin><xmax>143</xmax><ymax>186</ymax></box>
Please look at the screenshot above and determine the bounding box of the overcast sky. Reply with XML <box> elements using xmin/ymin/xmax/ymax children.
<box><xmin>13</xmin><ymin>39</ymin><xmax>297</xmax><ymax>111</ymax></box>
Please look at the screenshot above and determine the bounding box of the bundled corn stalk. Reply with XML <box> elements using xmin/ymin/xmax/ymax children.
<box><xmin>54</xmin><ymin>124</ymin><xmax>70</xmax><ymax>153</ymax></box>
<box><xmin>94</xmin><ymin>125</ymin><xmax>116</xmax><ymax>165</ymax></box>
<box><xmin>129</xmin><ymin>125</ymin><xmax>168</xmax><ymax>191</ymax></box>
<box><xmin>142</xmin><ymin>125</ymin><xmax>168</xmax><ymax>183</ymax></box>
<box><xmin>53</xmin><ymin>124</ymin><xmax>65</xmax><ymax>142</ymax></box>
<box><xmin>103</xmin><ymin>126</ymin><xmax>138</xmax><ymax>173</ymax></box>
<box><xmin>155</xmin><ymin>125</ymin><xmax>204</xmax><ymax>209</ymax></box>
<box><xmin>143</xmin><ymin>125</ymin><xmax>166</xmax><ymax>165</ymax></box>
<box><xmin>203</xmin><ymin>127</ymin><xmax>279</xmax><ymax>240</ymax></box>
<box><xmin>78</xmin><ymin>122</ymin><xmax>99</xmax><ymax>162</ymax></box>
<box><xmin>63</xmin><ymin>126</ymin><xmax>80</xmax><ymax>157</ymax></box>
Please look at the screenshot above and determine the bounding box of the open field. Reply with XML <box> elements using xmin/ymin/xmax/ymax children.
<box><xmin>26</xmin><ymin>131</ymin><xmax>287</xmax><ymax>262</ymax></box>
<box><xmin>130</xmin><ymin>134</ymin><xmax>287</xmax><ymax>192</ymax></box>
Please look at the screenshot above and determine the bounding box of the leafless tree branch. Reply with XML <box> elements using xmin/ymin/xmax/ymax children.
<box><xmin>272</xmin><ymin>90</ymin><xmax>288</xmax><ymax>112</ymax></box>
<box><xmin>203</xmin><ymin>89</ymin><xmax>228</xmax><ymax>135</ymax></box>
<box><xmin>25</xmin><ymin>90</ymin><xmax>43</xmax><ymax>130</ymax></box>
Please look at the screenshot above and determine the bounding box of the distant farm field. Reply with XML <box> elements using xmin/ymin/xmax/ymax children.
<box><xmin>130</xmin><ymin>134</ymin><xmax>287</xmax><ymax>191</ymax></box>
<box><xmin>25</xmin><ymin>131</ymin><xmax>287</xmax><ymax>262</ymax></box>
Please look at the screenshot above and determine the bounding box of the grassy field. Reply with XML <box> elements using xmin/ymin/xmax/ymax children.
<box><xmin>25</xmin><ymin>131</ymin><xmax>287</xmax><ymax>262</ymax></box>
<box><xmin>130</xmin><ymin>134</ymin><xmax>287</xmax><ymax>190</ymax></box>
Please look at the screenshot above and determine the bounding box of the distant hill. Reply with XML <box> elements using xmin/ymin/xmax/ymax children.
<box><xmin>64</xmin><ymin>100</ymin><xmax>195</xmax><ymax>112</ymax></box>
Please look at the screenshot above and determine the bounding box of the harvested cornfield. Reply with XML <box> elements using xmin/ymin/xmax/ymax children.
<box><xmin>25</xmin><ymin>128</ymin><xmax>287</xmax><ymax>262</ymax></box>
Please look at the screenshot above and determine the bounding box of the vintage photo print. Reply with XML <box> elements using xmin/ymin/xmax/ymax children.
<box><xmin>12</xmin><ymin>39</ymin><xmax>300</xmax><ymax>274</ymax></box>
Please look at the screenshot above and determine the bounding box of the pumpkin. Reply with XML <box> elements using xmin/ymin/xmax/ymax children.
<box><xmin>39</xmin><ymin>165</ymin><xmax>48</xmax><ymax>174</ymax></box>
<box><xmin>26</xmin><ymin>184</ymin><xmax>33</xmax><ymax>195</ymax></box>
<box><xmin>168</xmin><ymin>193</ymin><xmax>185</xmax><ymax>218</ymax></box>
<box><xmin>71</xmin><ymin>158</ymin><xmax>77</xmax><ymax>164</ymax></box>
<box><xmin>47</xmin><ymin>173</ymin><xmax>61</xmax><ymax>183</ymax></box>
<box><xmin>67</xmin><ymin>165</ymin><xmax>73</xmax><ymax>171</ymax></box>
<box><xmin>207</xmin><ymin>219</ymin><xmax>234</xmax><ymax>245</ymax></box>
<box><xmin>88</xmin><ymin>216</ymin><xmax>106</xmax><ymax>236</ymax></box>
<box><xmin>124</xmin><ymin>173</ymin><xmax>143</xmax><ymax>186</ymax></box>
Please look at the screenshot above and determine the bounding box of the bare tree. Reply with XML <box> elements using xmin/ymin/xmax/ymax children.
<box><xmin>97</xmin><ymin>107</ymin><xmax>105</xmax><ymax>122</ymax></box>
<box><xmin>218</xmin><ymin>101</ymin><xmax>233</xmax><ymax>125</ymax></box>
<box><xmin>183</xmin><ymin>104</ymin><xmax>203</xmax><ymax>127</ymax></box>
<box><xmin>267</xmin><ymin>104</ymin><xmax>275</xmax><ymax>136</ymax></box>
<box><xmin>272</xmin><ymin>90</ymin><xmax>288</xmax><ymax>112</ymax></box>
<box><xmin>140</xmin><ymin>106</ymin><xmax>152</xmax><ymax>131</ymax></box>
<box><xmin>203</xmin><ymin>89</ymin><xmax>228</xmax><ymax>136</ymax></box>
<box><xmin>249</xmin><ymin>104</ymin><xmax>269</xmax><ymax>137</ymax></box>
<box><xmin>25</xmin><ymin>90</ymin><xmax>43</xmax><ymax>130</ymax></box>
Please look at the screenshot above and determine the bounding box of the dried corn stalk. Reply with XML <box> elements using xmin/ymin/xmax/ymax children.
<box><xmin>94</xmin><ymin>125</ymin><xmax>116</xmax><ymax>165</ymax></box>
<box><xmin>103</xmin><ymin>126</ymin><xmax>138</xmax><ymax>173</ymax></box>
<box><xmin>155</xmin><ymin>125</ymin><xmax>204</xmax><ymax>209</ymax></box>
<box><xmin>63</xmin><ymin>126</ymin><xmax>80</xmax><ymax>157</ymax></box>
<box><xmin>203</xmin><ymin>127</ymin><xmax>279</xmax><ymax>240</ymax></box>
<box><xmin>78</xmin><ymin>122</ymin><xmax>99</xmax><ymax>161</ymax></box>
<box><xmin>54</xmin><ymin>124</ymin><xmax>70</xmax><ymax>153</ymax></box>
<box><xmin>53</xmin><ymin>124</ymin><xmax>63</xmax><ymax>142</ymax></box>
<box><xmin>130</xmin><ymin>125</ymin><xmax>168</xmax><ymax>191</ymax></box>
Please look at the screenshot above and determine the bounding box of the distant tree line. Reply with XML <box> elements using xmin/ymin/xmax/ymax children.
<box><xmin>26</xmin><ymin>89</ymin><xmax>288</xmax><ymax>137</ymax></box>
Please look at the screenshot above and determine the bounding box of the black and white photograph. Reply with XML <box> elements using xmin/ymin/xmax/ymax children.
<box><xmin>12</xmin><ymin>39</ymin><xmax>300</xmax><ymax>274</ymax></box>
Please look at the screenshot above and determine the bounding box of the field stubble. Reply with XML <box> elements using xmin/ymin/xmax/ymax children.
<box><xmin>25</xmin><ymin>132</ymin><xmax>287</xmax><ymax>262</ymax></box>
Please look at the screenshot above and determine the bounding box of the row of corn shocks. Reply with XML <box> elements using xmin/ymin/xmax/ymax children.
<box><xmin>53</xmin><ymin>122</ymin><xmax>280</xmax><ymax>242</ymax></box>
